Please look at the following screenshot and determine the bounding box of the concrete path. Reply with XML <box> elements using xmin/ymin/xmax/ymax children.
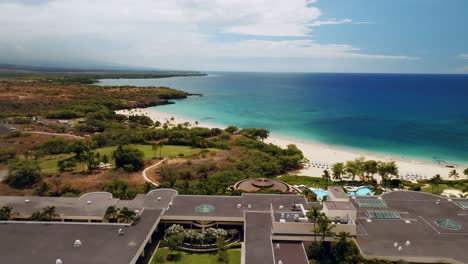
<box><xmin>142</xmin><ymin>158</ymin><xmax>167</xmax><ymax>186</ymax></box>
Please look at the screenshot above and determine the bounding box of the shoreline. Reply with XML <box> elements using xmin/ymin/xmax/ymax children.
<box><xmin>116</xmin><ymin>107</ymin><xmax>467</xmax><ymax>181</ymax></box>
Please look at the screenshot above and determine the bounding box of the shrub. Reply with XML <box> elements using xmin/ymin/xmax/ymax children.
<box><xmin>0</xmin><ymin>149</ymin><xmax>16</xmax><ymax>163</ymax></box>
<box><xmin>46</xmin><ymin>110</ymin><xmax>82</xmax><ymax>119</ymax></box>
<box><xmin>112</xmin><ymin>145</ymin><xmax>144</xmax><ymax>172</ymax></box>
<box><xmin>5</xmin><ymin>131</ymin><xmax>22</xmax><ymax>138</ymax></box>
<box><xmin>5</xmin><ymin>159</ymin><xmax>42</xmax><ymax>189</ymax></box>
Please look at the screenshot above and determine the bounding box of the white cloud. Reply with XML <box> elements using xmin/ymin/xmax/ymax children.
<box><xmin>310</xmin><ymin>18</ymin><xmax>353</xmax><ymax>27</ymax></box>
<box><xmin>0</xmin><ymin>0</ymin><xmax>414</xmax><ymax>70</ymax></box>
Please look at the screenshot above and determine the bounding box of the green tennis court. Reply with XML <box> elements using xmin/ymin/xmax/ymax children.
<box><xmin>367</xmin><ymin>211</ymin><xmax>401</xmax><ymax>219</ymax></box>
<box><xmin>356</xmin><ymin>198</ymin><xmax>387</xmax><ymax>207</ymax></box>
<box><xmin>455</xmin><ymin>200</ymin><xmax>468</xmax><ymax>209</ymax></box>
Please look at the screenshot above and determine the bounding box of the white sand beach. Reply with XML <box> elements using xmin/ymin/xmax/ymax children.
<box><xmin>117</xmin><ymin>108</ymin><xmax>467</xmax><ymax>182</ymax></box>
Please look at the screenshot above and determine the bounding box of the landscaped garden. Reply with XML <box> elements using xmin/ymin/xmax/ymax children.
<box><xmin>151</xmin><ymin>224</ymin><xmax>241</xmax><ymax>264</ymax></box>
<box><xmin>150</xmin><ymin>247</ymin><xmax>241</xmax><ymax>264</ymax></box>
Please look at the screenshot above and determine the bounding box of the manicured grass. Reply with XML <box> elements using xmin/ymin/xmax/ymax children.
<box><xmin>94</xmin><ymin>144</ymin><xmax>199</xmax><ymax>160</ymax></box>
<box><xmin>276</xmin><ymin>175</ymin><xmax>326</xmax><ymax>188</ymax></box>
<box><xmin>38</xmin><ymin>153</ymin><xmax>74</xmax><ymax>174</ymax></box>
<box><xmin>150</xmin><ymin>247</ymin><xmax>241</xmax><ymax>264</ymax></box>
<box><xmin>38</xmin><ymin>145</ymin><xmax>201</xmax><ymax>174</ymax></box>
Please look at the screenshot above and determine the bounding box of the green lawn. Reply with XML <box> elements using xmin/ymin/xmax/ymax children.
<box><xmin>94</xmin><ymin>144</ymin><xmax>200</xmax><ymax>160</ymax></box>
<box><xmin>150</xmin><ymin>247</ymin><xmax>241</xmax><ymax>264</ymax></box>
<box><xmin>276</xmin><ymin>175</ymin><xmax>326</xmax><ymax>188</ymax></box>
<box><xmin>38</xmin><ymin>153</ymin><xmax>74</xmax><ymax>174</ymax></box>
<box><xmin>38</xmin><ymin>145</ymin><xmax>201</xmax><ymax>174</ymax></box>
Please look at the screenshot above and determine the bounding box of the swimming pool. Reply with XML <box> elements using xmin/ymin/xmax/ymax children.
<box><xmin>311</xmin><ymin>189</ymin><xmax>328</xmax><ymax>200</ymax></box>
<box><xmin>349</xmin><ymin>187</ymin><xmax>373</xmax><ymax>196</ymax></box>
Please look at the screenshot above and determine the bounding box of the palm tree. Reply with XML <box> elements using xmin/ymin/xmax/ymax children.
<box><xmin>151</xmin><ymin>142</ymin><xmax>159</xmax><ymax>159</ymax></box>
<box><xmin>104</xmin><ymin>206</ymin><xmax>120</xmax><ymax>222</ymax></box>
<box><xmin>144</xmin><ymin>182</ymin><xmax>156</xmax><ymax>193</ymax></box>
<box><xmin>42</xmin><ymin>206</ymin><xmax>58</xmax><ymax>221</ymax></box>
<box><xmin>322</xmin><ymin>170</ymin><xmax>331</xmax><ymax>187</ymax></box>
<box><xmin>315</xmin><ymin>215</ymin><xmax>335</xmax><ymax>258</ymax></box>
<box><xmin>449</xmin><ymin>169</ymin><xmax>459</xmax><ymax>180</ymax></box>
<box><xmin>102</xmin><ymin>154</ymin><xmax>109</xmax><ymax>164</ymax></box>
<box><xmin>463</xmin><ymin>168</ymin><xmax>468</xmax><ymax>179</ymax></box>
<box><xmin>0</xmin><ymin>206</ymin><xmax>14</xmax><ymax>220</ymax></box>
<box><xmin>334</xmin><ymin>232</ymin><xmax>350</xmax><ymax>263</ymax></box>
<box><xmin>332</xmin><ymin>162</ymin><xmax>344</xmax><ymax>180</ymax></box>
<box><xmin>307</xmin><ymin>207</ymin><xmax>321</xmax><ymax>243</ymax></box>
<box><xmin>363</xmin><ymin>160</ymin><xmax>378</xmax><ymax>181</ymax></box>
<box><xmin>428</xmin><ymin>175</ymin><xmax>442</xmax><ymax>193</ymax></box>
<box><xmin>117</xmin><ymin>207</ymin><xmax>137</xmax><ymax>223</ymax></box>
<box><xmin>158</xmin><ymin>142</ymin><xmax>164</xmax><ymax>159</ymax></box>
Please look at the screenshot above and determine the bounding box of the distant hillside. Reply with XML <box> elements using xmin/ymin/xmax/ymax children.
<box><xmin>0</xmin><ymin>64</ymin><xmax>207</xmax><ymax>79</ymax></box>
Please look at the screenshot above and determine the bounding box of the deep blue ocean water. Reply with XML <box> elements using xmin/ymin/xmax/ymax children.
<box><xmin>99</xmin><ymin>72</ymin><xmax>468</xmax><ymax>164</ymax></box>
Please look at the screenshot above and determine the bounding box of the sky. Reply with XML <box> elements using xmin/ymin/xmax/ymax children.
<box><xmin>0</xmin><ymin>0</ymin><xmax>467</xmax><ymax>73</ymax></box>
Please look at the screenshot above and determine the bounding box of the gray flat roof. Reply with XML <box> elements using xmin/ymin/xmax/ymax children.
<box><xmin>272</xmin><ymin>241</ymin><xmax>308</xmax><ymax>264</ymax></box>
<box><xmin>0</xmin><ymin>193</ymin><xmax>119</xmax><ymax>217</ymax></box>
<box><xmin>355</xmin><ymin>191</ymin><xmax>468</xmax><ymax>263</ymax></box>
<box><xmin>324</xmin><ymin>201</ymin><xmax>356</xmax><ymax>211</ymax></box>
<box><xmin>164</xmin><ymin>193</ymin><xmax>308</xmax><ymax>219</ymax></box>
<box><xmin>244</xmin><ymin>212</ymin><xmax>274</xmax><ymax>264</ymax></box>
<box><xmin>0</xmin><ymin>209</ymin><xmax>163</xmax><ymax>264</ymax></box>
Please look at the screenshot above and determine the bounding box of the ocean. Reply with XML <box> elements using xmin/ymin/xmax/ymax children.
<box><xmin>99</xmin><ymin>72</ymin><xmax>468</xmax><ymax>165</ymax></box>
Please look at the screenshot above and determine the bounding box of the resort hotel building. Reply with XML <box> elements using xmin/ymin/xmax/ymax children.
<box><xmin>0</xmin><ymin>186</ymin><xmax>467</xmax><ymax>264</ymax></box>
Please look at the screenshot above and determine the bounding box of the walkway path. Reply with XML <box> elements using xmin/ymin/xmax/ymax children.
<box><xmin>24</xmin><ymin>131</ymin><xmax>84</xmax><ymax>139</ymax></box>
<box><xmin>142</xmin><ymin>158</ymin><xmax>167</xmax><ymax>186</ymax></box>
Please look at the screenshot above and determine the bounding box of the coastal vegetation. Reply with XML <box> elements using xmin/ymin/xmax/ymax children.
<box><xmin>0</xmin><ymin>77</ymin><xmax>306</xmax><ymax>197</ymax></box>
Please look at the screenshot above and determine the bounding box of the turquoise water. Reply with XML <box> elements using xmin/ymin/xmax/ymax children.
<box><xmin>311</xmin><ymin>189</ymin><xmax>328</xmax><ymax>200</ymax></box>
<box><xmin>311</xmin><ymin>187</ymin><xmax>372</xmax><ymax>199</ymax></box>
<box><xmin>99</xmin><ymin>72</ymin><xmax>468</xmax><ymax>164</ymax></box>
<box><xmin>348</xmin><ymin>187</ymin><xmax>373</xmax><ymax>196</ymax></box>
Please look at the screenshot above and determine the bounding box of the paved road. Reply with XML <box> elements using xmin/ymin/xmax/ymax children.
<box><xmin>142</xmin><ymin>158</ymin><xmax>168</xmax><ymax>186</ymax></box>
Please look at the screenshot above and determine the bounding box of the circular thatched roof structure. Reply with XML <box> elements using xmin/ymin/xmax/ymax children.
<box><xmin>234</xmin><ymin>178</ymin><xmax>293</xmax><ymax>193</ymax></box>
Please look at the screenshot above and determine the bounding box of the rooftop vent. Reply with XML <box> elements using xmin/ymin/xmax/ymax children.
<box><xmin>393</xmin><ymin>242</ymin><xmax>398</xmax><ymax>248</ymax></box>
<box><xmin>134</xmin><ymin>210</ymin><xmax>140</xmax><ymax>214</ymax></box>
<box><xmin>405</xmin><ymin>240</ymin><xmax>411</xmax><ymax>246</ymax></box>
<box><xmin>118</xmin><ymin>228</ymin><xmax>124</xmax><ymax>236</ymax></box>
<box><xmin>276</xmin><ymin>243</ymin><xmax>280</xmax><ymax>249</ymax></box>
<box><xmin>157</xmin><ymin>197</ymin><xmax>162</xmax><ymax>201</ymax></box>
<box><xmin>25</xmin><ymin>199</ymin><xmax>30</xmax><ymax>203</ymax></box>
<box><xmin>279</xmin><ymin>205</ymin><xmax>284</xmax><ymax>210</ymax></box>
<box><xmin>247</xmin><ymin>204</ymin><xmax>252</xmax><ymax>209</ymax></box>
<box><xmin>366</xmin><ymin>219</ymin><xmax>372</xmax><ymax>223</ymax></box>
<box><xmin>278</xmin><ymin>261</ymin><xmax>283</xmax><ymax>264</ymax></box>
<box><xmin>86</xmin><ymin>201</ymin><xmax>91</xmax><ymax>205</ymax></box>
<box><xmin>398</xmin><ymin>246</ymin><xmax>402</xmax><ymax>251</ymax></box>
<box><xmin>56</xmin><ymin>259</ymin><xmax>63</xmax><ymax>264</ymax></box>
<box><xmin>74</xmin><ymin>240</ymin><xmax>82</xmax><ymax>248</ymax></box>
<box><xmin>237</xmin><ymin>204</ymin><xmax>241</xmax><ymax>208</ymax></box>
<box><xmin>405</xmin><ymin>220</ymin><xmax>411</xmax><ymax>224</ymax></box>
